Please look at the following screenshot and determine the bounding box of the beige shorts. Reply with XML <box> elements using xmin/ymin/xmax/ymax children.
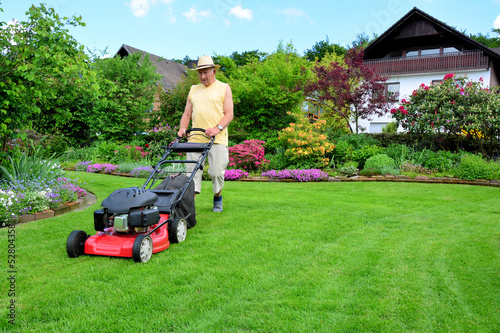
<box><xmin>186</xmin><ymin>144</ymin><xmax>229</xmax><ymax>194</ymax></box>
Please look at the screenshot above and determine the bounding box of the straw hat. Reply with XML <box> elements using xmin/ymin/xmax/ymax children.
<box><xmin>193</xmin><ymin>55</ymin><xmax>220</xmax><ymax>70</ymax></box>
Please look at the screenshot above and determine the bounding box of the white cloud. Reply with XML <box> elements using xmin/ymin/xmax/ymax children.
<box><xmin>280</xmin><ymin>8</ymin><xmax>312</xmax><ymax>24</ymax></box>
<box><xmin>229</xmin><ymin>5</ymin><xmax>253</xmax><ymax>20</ymax></box>
<box><xmin>494</xmin><ymin>15</ymin><xmax>500</xmax><ymax>29</ymax></box>
<box><xmin>129</xmin><ymin>0</ymin><xmax>151</xmax><ymax>17</ymax></box>
<box><xmin>128</xmin><ymin>0</ymin><xmax>175</xmax><ymax>18</ymax></box>
<box><xmin>183</xmin><ymin>7</ymin><xmax>211</xmax><ymax>23</ymax></box>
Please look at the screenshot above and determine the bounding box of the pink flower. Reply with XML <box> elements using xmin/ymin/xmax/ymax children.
<box><xmin>479</xmin><ymin>77</ymin><xmax>483</xmax><ymax>82</ymax></box>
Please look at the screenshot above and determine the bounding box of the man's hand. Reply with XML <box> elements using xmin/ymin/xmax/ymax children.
<box><xmin>205</xmin><ymin>126</ymin><xmax>221</xmax><ymax>137</ymax></box>
<box><xmin>177</xmin><ymin>128</ymin><xmax>187</xmax><ymax>137</ymax></box>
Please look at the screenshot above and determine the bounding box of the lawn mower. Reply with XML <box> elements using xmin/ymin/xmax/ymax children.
<box><xmin>66</xmin><ymin>128</ymin><xmax>214</xmax><ymax>263</ymax></box>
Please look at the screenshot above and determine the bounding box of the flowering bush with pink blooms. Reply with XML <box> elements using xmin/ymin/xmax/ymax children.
<box><xmin>391</xmin><ymin>73</ymin><xmax>500</xmax><ymax>154</ymax></box>
<box><xmin>228</xmin><ymin>140</ymin><xmax>269</xmax><ymax>171</ymax></box>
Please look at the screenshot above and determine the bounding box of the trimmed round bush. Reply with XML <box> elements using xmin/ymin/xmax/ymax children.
<box><xmin>364</xmin><ymin>154</ymin><xmax>396</xmax><ymax>170</ymax></box>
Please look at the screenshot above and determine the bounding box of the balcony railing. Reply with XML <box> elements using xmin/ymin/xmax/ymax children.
<box><xmin>364</xmin><ymin>50</ymin><xmax>489</xmax><ymax>76</ymax></box>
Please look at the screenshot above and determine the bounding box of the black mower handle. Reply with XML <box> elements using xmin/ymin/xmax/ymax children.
<box><xmin>186</xmin><ymin>128</ymin><xmax>206</xmax><ymax>135</ymax></box>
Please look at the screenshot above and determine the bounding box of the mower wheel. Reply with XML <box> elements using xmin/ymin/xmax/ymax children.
<box><xmin>169</xmin><ymin>218</ymin><xmax>187</xmax><ymax>243</ymax></box>
<box><xmin>132</xmin><ymin>234</ymin><xmax>153</xmax><ymax>263</ymax></box>
<box><xmin>66</xmin><ymin>230</ymin><xmax>88</xmax><ymax>258</ymax></box>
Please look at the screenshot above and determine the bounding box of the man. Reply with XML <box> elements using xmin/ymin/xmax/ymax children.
<box><xmin>177</xmin><ymin>55</ymin><xmax>234</xmax><ymax>212</ymax></box>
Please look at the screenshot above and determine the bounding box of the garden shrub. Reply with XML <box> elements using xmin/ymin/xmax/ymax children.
<box><xmin>455</xmin><ymin>154</ymin><xmax>498</xmax><ymax>180</ymax></box>
<box><xmin>359</xmin><ymin>168</ymin><xmax>382</xmax><ymax>177</ymax></box>
<box><xmin>382</xmin><ymin>122</ymin><xmax>398</xmax><ymax>133</ymax></box>
<box><xmin>380</xmin><ymin>166</ymin><xmax>401</xmax><ymax>176</ymax></box>
<box><xmin>59</xmin><ymin>146</ymin><xmax>95</xmax><ymax>163</ymax></box>
<box><xmin>330</xmin><ymin>134</ymin><xmax>382</xmax><ymax>168</ymax></box>
<box><xmin>278</xmin><ymin>113</ymin><xmax>335</xmax><ymax>169</ymax></box>
<box><xmin>330</xmin><ymin>140</ymin><xmax>354</xmax><ymax>167</ymax></box>
<box><xmin>337</xmin><ymin>161</ymin><xmax>359</xmax><ymax>177</ymax></box>
<box><xmin>423</xmin><ymin>150</ymin><xmax>460</xmax><ymax>172</ymax></box>
<box><xmin>384</xmin><ymin>143</ymin><xmax>411</xmax><ymax>168</ymax></box>
<box><xmin>265</xmin><ymin>147</ymin><xmax>289</xmax><ymax>171</ymax></box>
<box><xmin>144</xmin><ymin>124</ymin><xmax>179</xmax><ymax>159</ymax></box>
<box><xmin>364</xmin><ymin>154</ymin><xmax>396</xmax><ymax>170</ymax></box>
<box><xmin>400</xmin><ymin>162</ymin><xmax>438</xmax><ymax>175</ymax></box>
<box><xmin>93</xmin><ymin>141</ymin><xmax>120</xmax><ymax>162</ymax></box>
<box><xmin>352</xmin><ymin>144</ymin><xmax>383</xmax><ymax>169</ymax></box>
<box><xmin>391</xmin><ymin>74</ymin><xmax>500</xmax><ymax>155</ymax></box>
<box><xmin>228</xmin><ymin>140</ymin><xmax>269</xmax><ymax>171</ymax></box>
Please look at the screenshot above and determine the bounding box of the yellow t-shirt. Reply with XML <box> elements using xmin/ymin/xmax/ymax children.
<box><xmin>188</xmin><ymin>80</ymin><xmax>228</xmax><ymax>146</ymax></box>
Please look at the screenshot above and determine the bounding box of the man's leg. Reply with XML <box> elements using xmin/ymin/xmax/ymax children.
<box><xmin>186</xmin><ymin>152</ymin><xmax>204</xmax><ymax>195</ymax></box>
<box><xmin>207</xmin><ymin>144</ymin><xmax>229</xmax><ymax>212</ymax></box>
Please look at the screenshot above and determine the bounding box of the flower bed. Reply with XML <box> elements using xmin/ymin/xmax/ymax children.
<box><xmin>225</xmin><ymin>169</ymin><xmax>249</xmax><ymax>180</ymax></box>
<box><xmin>130</xmin><ymin>166</ymin><xmax>154</xmax><ymax>178</ymax></box>
<box><xmin>262</xmin><ymin>169</ymin><xmax>329</xmax><ymax>182</ymax></box>
<box><xmin>0</xmin><ymin>177</ymin><xmax>87</xmax><ymax>224</ymax></box>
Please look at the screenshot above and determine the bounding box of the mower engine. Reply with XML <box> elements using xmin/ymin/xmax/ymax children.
<box><xmin>94</xmin><ymin>187</ymin><xmax>160</xmax><ymax>234</ymax></box>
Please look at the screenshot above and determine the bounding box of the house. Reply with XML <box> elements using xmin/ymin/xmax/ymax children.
<box><xmin>360</xmin><ymin>7</ymin><xmax>500</xmax><ymax>133</ymax></box>
<box><xmin>115</xmin><ymin>44</ymin><xmax>187</xmax><ymax>110</ymax></box>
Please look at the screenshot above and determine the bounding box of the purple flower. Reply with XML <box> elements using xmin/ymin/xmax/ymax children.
<box><xmin>224</xmin><ymin>169</ymin><xmax>249</xmax><ymax>180</ymax></box>
<box><xmin>262</xmin><ymin>169</ymin><xmax>328</xmax><ymax>182</ymax></box>
<box><xmin>130</xmin><ymin>166</ymin><xmax>154</xmax><ymax>178</ymax></box>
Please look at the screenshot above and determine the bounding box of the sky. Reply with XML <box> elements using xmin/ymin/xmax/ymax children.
<box><xmin>2</xmin><ymin>0</ymin><xmax>500</xmax><ymax>61</ymax></box>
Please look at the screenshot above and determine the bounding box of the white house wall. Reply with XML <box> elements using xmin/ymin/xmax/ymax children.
<box><xmin>352</xmin><ymin>68</ymin><xmax>492</xmax><ymax>133</ymax></box>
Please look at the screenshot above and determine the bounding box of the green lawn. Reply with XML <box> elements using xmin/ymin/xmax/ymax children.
<box><xmin>1</xmin><ymin>172</ymin><xmax>499</xmax><ymax>332</ymax></box>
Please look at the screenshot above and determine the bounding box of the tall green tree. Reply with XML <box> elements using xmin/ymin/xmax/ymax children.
<box><xmin>154</xmin><ymin>69</ymin><xmax>200</xmax><ymax>128</ymax></box>
<box><xmin>0</xmin><ymin>4</ymin><xmax>99</xmax><ymax>158</ymax></box>
<box><xmin>229</xmin><ymin>42</ymin><xmax>314</xmax><ymax>141</ymax></box>
<box><xmin>469</xmin><ymin>29</ymin><xmax>500</xmax><ymax>48</ymax></box>
<box><xmin>304</xmin><ymin>36</ymin><xmax>347</xmax><ymax>62</ymax></box>
<box><xmin>90</xmin><ymin>52</ymin><xmax>161</xmax><ymax>141</ymax></box>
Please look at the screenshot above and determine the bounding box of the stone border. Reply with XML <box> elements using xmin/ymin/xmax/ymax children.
<box><xmin>239</xmin><ymin>175</ymin><xmax>500</xmax><ymax>187</ymax></box>
<box><xmin>68</xmin><ymin>168</ymin><xmax>500</xmax><ymax>188</ymax></box>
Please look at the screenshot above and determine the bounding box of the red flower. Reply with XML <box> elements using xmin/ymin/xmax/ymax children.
<box><xmin>444</xmin><ymin>73</ymin><xmax>454</xmax><ymax>80</ymax></box>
